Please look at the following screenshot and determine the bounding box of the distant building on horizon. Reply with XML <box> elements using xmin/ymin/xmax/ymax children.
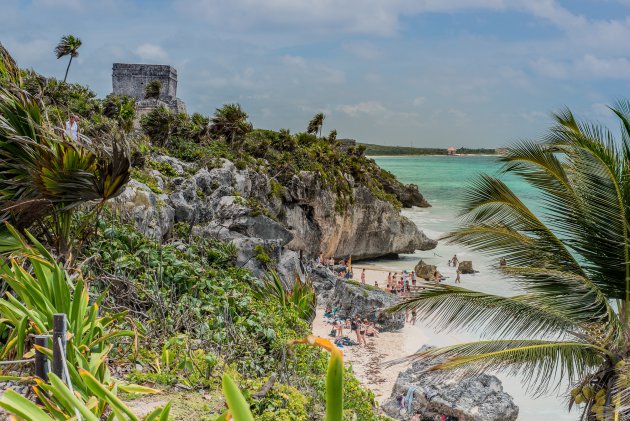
<box><xmin>112</xmin><ymin>63</ymin><xmax>187</xmax><ymax>115</ymax></box>
<box><xmin>447</xmin><ymin>146</ymin><xmax>458</xmax><ymax>155</ymax></box>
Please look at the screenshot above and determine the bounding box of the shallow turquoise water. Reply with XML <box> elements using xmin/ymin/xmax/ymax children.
<box><xmin>367</xmin><ymin>155</ymin><xmax>574</xmax><ymax>421</ymax></box>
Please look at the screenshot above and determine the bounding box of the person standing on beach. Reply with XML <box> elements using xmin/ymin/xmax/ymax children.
<box><xmin>455</xmin><ymin>268</ymin><xmax>461</xmax><ymax>284</ymax></box>
<box><xmin>451</xmin><ymin>254</ymin><xmax>459</xmax><ymax>267</ymax></box>
<box><xmin>361</xmin><ymin>268</ymin><xmax>366</xmax><ymax>284</ymax></box>
<box><xmin>387</xmin><ymin>272</ymin><xmax>392</xmax><ymax>288</ymax></box>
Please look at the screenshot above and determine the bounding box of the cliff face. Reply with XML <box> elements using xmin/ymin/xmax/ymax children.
<box><xmin>284</xmin><ymin>171</ymin><xmax>436</xmax><ymax>259</ymax></box>
<box><xmin>110</xmin><ymin>155</ymin><xmax>436</xmax><ymax>277</ymax></box>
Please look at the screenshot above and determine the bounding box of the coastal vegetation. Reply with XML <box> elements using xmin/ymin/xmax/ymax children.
<box><xmin>392</xmin><ymin>103</ymin><xmax>630</xmax><ymax>420</ymax></box>
<box><xmin>0</xmin><ymin>42</ymin><xmax>390</xmax><ymax>420</ymax></box>
<box><xmin>362</xmin><ymin>143</ymin><xmax>497</xmax><ymax>156</ymax></box>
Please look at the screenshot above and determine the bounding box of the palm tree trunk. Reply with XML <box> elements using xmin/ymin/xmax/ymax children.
<box><xmin>63</xmin><ymin>56</ymin><xmax>73</xmax><ymax>83</ymax></box>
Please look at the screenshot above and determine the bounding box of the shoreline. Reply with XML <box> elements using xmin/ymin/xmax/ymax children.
<box><xmin>366</xmin><ymin>154</ymin><xmax>499</xmax><ymax>158</ymax></box>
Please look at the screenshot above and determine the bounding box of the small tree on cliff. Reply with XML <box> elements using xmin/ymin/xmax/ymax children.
<box><xmin>144</xmin><ymin>79</ymin><xmax>162</xmax><ymax>105</ymax></box>
<box><xmin>209</xmin><ymin>103</ymin><xmax>252</xmax><ymax>151</ymax></box>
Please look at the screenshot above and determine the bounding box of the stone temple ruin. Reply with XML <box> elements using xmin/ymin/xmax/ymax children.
<box><xmin>112</xmin><ymin>63</ymin><xmax>187</xmax><ymax>115</ymax></box>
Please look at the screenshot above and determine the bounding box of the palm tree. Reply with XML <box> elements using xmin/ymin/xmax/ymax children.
<box><xmin>390</xmin><ymin>102</ymin><xmax>630</xmax><ymax>420</ymax></box>
<box><xmin>209</xmin><ymin>103</ymin><xmax>252</xmax><ymax>150</ymax></box>
<box><xmin>54</xmin><ymin>35</ymin><xmax>82</xmax><ymax>83</ymax></box>
<box><xmin>307</xmin><ymin>112</ymin><xmax>325</xmax><ymax>137</ymax></box>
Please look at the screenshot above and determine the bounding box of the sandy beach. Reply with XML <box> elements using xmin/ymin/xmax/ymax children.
<box><xmin>312</xmin><ymin>268</ymin><xmax>427</xmax><ymax>404</ymax></box>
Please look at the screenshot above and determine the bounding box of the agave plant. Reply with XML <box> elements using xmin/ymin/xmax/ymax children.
<box><xmin>0</xmin><ymin>225</ymin><xmax>165</xmax><ymax>418</ymax></box>
<box><xmin>0</xmin><ymin>372</ymin><xmax>170</xmax><ymax>420</ymax></box>
<box><xmin>253</xmin><ymin>270</ymin><xmax>316</xmax><ymax>323</ymax></box>
<box><xmin>0</xmin><ymin>43</ymin><xmax>130</xmax><ymax>260</ymax></box>
<box><xmin>390</xmin><ymin>102</ymin><xmax>630</xmax><ymax>420</ymax></box>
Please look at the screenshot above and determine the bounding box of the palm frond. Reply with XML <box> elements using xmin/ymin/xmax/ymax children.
<box><xmin>387</xmin><ymin>339</ymin><xmax>605</xmax><ymax>397</ymax></box>
<box><xmin>390</xmin><ymin>282</ymin><xmax>581</xmax><ymax>340</ymax></box>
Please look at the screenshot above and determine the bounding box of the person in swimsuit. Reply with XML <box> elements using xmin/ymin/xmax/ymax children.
<box><xmin>351</xmin><ymin>317</ymin><xmax>361</xmax><ymax>345</ymax></box>
<box><xmin>361</xmin><ymin>268</ymin><xmax>366</xmax><ymax>284</ymax></box>
<box><xmin>358</xmin><ymin>319</ymin><xmax>367</xmax><ymax>345</ymax></box>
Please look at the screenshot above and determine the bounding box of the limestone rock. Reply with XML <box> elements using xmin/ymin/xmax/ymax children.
<box><xmin>109</xmin><ymin>179</ymin><xmax>174</xmax><ymax>240</ymax></box>
<box><xmin>283</xmin><ymin>170</ymin><xmax>437</xmax><ymax>260</ymax></box>
<box><xmin>414</xmin><ymin>260</ymin><xmax>437</xmax><ymax>281</ymax></box>
<box><xmin>459</xmin><ymin>261</ymin><xmax>475</xmax><ymax>274</ymax></box>
<box><xmin>327</xmin><ymin>277</ymin><xmax>404</xmax><ymax>331</ymax></box>
<box><xmin>382</xmin><ymin>346</ymin><xmax>519</xmax><ymax>421</ymax></box>
<box><xmin>116</xmin><ymin>155</ymin><xmax>436</xmax><ymax>283</ymax></box>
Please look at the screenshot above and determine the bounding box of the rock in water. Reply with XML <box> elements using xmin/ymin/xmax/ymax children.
<box><xmin>414</xmin><ymin>259</ymin><xmax>437</xmax><ymax>281</ymax></box>
<box><xmin>326</xmin><ymin>277</ymin><xmax>404</xmax><ymax>331</ymax></box>
<box><xmin>459</xmin><ymin>261</ymin><xmax>475</xmax><ymax>274</ymax></box>
<box><xmin>382</xmin><ymin>346</ymin><xmax>519</xmax><ymax>421</ymax></box>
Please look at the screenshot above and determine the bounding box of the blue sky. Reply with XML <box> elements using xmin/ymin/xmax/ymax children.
<box><xmin>2</xmin><ymin>0</ymin><xmax>630</xmax><ymax>147</ymax></box>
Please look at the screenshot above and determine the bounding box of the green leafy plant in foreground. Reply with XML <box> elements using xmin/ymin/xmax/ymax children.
<box><xmin>391</xmin><ymin>102</ymin><xmax>630</xmax><ymax>420</ymax></box>
<box><xmin>221</xmin><ymin>335</ymin><xmax>343</xmax><ymax>421</ymax></box>
<box><xmin>0</xmin><ymin>224</ymin><xmax>161</xmax><ymax>419</ymax></box>
<box><xmin>0</xmin><ymin>371</ymin><xmax>170</xmax><ymax>421</ymax></box>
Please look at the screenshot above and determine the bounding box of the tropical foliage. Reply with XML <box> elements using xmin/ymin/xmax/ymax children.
<box><xmin>391</xmin><ymin>102</ymin><xmax>630</xmax><ymax>420</ymax></box>
<box><xmin>144</xmin><ymin>79</ymin><xmax>161</xmax><ymax>102</ymax></box>
<box><xmin>209</xmin><ymin>103</ymin><xmax>252</xmax><ymax>150</ymax></box>
<box><xmin>254</xmin><ymin>270</ymin><xmax>317</xmax><ymax>323</ymax></box>
<box><xmin>0</xmin><ymin>225</ymin><xmax>164</xmax><ymax>419</ymax></box>
<box><xmin>0</xmin><ymin>43</ymin><xmax>130</xmax><ymax>259</ymax></box>
<box><xmin>54</xmin><ymin>35</ymin><xmax>82</xmax><ymax>83</ymax></box>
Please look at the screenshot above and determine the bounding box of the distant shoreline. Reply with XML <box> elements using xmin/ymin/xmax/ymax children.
<box><xmin>367</xmin><ymin>153</ymin><xmax>499</xmax><ymax>157</ymax></box>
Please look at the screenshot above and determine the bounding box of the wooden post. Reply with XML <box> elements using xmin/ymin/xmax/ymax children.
<box><xmin>34</xmin><ymin>335</ymin><xmax>49</xmax><ymax>382</ymax></box>
<box><xmin>52</xmin><ymin>314</ymin><xmax>67</xmax><ymax>380</ymax></box>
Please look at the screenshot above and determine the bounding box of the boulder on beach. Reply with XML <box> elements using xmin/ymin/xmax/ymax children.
<box><xmin>382</xmin><ymin>346</ymin><xmax>519</xmax><ymax>421</ymax></box>
<box><xmin>459</xmin><ymin>260</ymin><xmax>475</xmax><ymax>274</ymax></box>
<box><xmin>414</xmin><ymin>259</ymin><xmax>436</xmax><ymax>281</ymax></box>
<box><xmin>326</xmin><ymin>277</ymin><xmax>404</xmax><ymax>332</ymax></box>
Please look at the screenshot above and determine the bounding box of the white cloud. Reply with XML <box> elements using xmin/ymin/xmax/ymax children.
<box><xmin>281</xmin><ymin>55</ymin><xmax>306</xmax><ymax>67</ymax></box>
<box><xmin>338</xmin><ymin>101</ymin><xmax>386</xmax><ymax>117</ymax></box>
<box><xmin>575</xmin><ymin>54</ymin><xmax>630</xmax><ymax>79</ymax></box>
<box><xmin>135</xmin><ymin>43</ymin><xmax>168</xmax><ymax>62</ymax></box>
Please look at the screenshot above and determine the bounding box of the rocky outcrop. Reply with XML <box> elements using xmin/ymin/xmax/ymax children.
<box><xmin>109</xmin><ymin>179</ymin><xmax>174</xmax><ymax>240</ymax></box>
<box><xmin>326</xmin><ymin>277</ymin><xmax>404</xmax><ymax>331</ymax></box>
<box><xmin>382</xmin><ymin>180</ymin><xmax>430</xmax><ymax>208</ymax></box>
<box><xmin>414</xmin><ymin>260</ymin><xmax>436</xmax><ymax>281</ymax></box>
<box><xmin>284</xmin><ymin>171</ymin><xmax>436</xmax><ymax>259</ymax></box>
<box><xmin>382</xmin><ymin>346</ymin><xmax>518</xmax><ymax>421</ymax></box>
<box><xmin>113</xmin><ymin>156</ymin><xmax>436</xmax><ymax>272</ymax></box>
<box><xmin>459</xmin><ymin>261</ymin><xmax>475</xmax><ymax>274</ymax></box>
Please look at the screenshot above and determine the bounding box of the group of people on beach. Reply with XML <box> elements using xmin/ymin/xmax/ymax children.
<box><xmin>384</xmin><ymin>270</ymin><xmax>416</xmax><ymax>296</ymax></box>
<box><xmin>316</xmin><ymin>254</ymin><xmax>353</xmax><ymax>279</ymax></box>
<box><xmin>324</xmin><ymin>305</ymin><xmax>379</xmax><ymax>347</ymax></box>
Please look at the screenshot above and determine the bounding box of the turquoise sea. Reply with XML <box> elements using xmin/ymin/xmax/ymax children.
<box><xmin>366</xmin><ymin>155</ymin><xmax>573</xmax><ymax>421</ymax></box>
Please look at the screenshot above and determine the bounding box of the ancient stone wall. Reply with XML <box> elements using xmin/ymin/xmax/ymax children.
<box><xmin>112</xmin><ymin>63</ymin><xmax>177</xmax><ymax>101</ymax></box>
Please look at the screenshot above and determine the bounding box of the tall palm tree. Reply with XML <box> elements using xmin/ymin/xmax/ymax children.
<box><xmin>307</xmin><ymin>112</ymin><xmax>325</xmax><ymax>137</ymax></box>
<box><xmin>390</xmin><ymin>102</ymin><xmax>630</xmax><ymax>420</ymax></box>
<box><xmin>54</xmin><ymin>35</ymin><xmax>82</xmax><ymax>83</ymax></box>
<box><xmin>209</xmin><ymin>103</ymin><xmax>252</xmax><ymax>150</ymax></box>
